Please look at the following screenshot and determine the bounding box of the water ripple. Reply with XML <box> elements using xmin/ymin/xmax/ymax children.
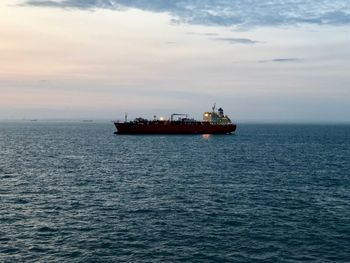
<box><xmin>0</xmin><ymin>123</ymin><xmax>349</xmax><ymax>262</ymax></box>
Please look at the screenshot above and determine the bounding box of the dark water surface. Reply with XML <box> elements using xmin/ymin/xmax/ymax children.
<box><xmin>1</xmin><ymin>122</ymin><xmax>349</xmax><ymax>262</ymax></box>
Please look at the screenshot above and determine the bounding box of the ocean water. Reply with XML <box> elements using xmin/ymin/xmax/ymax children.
<box><xmin>0</xmin><ymin>122</ymin><xmax>349</xmax><ymax>262</ymax></box>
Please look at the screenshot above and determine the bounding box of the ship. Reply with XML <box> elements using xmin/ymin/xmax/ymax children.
<box><xmin>114</xmin><ymin>104</ymin><xmax>236</xmax><ymax>134</ymax></box>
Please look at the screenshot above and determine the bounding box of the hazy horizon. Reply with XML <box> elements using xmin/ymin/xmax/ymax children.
<box><xmin>1</xmin><ymin>0</ymin><xmax>350</xmax><ymax>122</ymax></box>
<box><xmin>1</xmin><ymin>116</ymin><xmax>350</xmax><ymax>125</ymax></box>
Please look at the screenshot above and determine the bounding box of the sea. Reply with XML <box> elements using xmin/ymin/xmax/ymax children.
<box><xmin>0</xmin><ymin>122</ymin><xmax>349</xmax><ymax>262</ymax></box>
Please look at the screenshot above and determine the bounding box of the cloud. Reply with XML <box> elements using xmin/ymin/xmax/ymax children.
<box><xmin>24</xmin><ymin>0</ymin><xmax>350</xmax><ymax>27</ymax></box>
<box><xmin>185</xmin><ymin>32</ymin><xmax>258</xmax><ymax>45</ymax></box>
<box><xmin>25</xmin><ymin>0</ymin><xmax>119</xmax><ymax>9</ymax></box>
<box><xmin>259</xmin><ymin>58</ymin><xmax>302</xmax><ymax>63</ymax></box>
<box><xmin>215</xmin><ymin>38</ymin><xmax>258</xmax><ymax>44</ymax></box>
<box><xmin>186</xmin><ymin>32</ymin><xmax>219</xmax><ymax>36</ymax></box>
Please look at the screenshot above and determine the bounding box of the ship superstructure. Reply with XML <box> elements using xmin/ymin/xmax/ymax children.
<box><xmin>114</xmin><ymin>104</ymin><xmax>236</xmax><ymax>134</ymax></box>
<box><xmin>203</xmin><ymin>104</ymin><xmax>232</xmax><ymax>125</ymax></box>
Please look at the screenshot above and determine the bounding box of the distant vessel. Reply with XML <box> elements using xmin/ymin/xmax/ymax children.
<box><xmin>114</xmin><ymin>104</ymin><xmax>236</xmax><ymax>134</ymax></box>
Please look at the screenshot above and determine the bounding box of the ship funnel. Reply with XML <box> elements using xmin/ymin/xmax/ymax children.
<box><xmin>218</xmin><ymin>108</ymin><xmax>224</xmax><ymax>117</ymax></box>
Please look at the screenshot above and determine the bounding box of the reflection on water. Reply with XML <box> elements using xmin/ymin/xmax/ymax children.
<box><xmin>202</xmin><ymin>134</ymin><xmax>210</xmax><ymax>139</ymax></box>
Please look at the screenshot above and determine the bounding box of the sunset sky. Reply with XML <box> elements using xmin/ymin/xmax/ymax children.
<box><xmin>1</xmin><ymin>0</ymin><xmax>350</xmax><ymax>122</ymax></box>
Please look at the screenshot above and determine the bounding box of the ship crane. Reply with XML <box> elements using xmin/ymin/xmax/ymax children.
<box><xmin>171</xmin><ymin>113</ymin><xmax>188</xmax><ymax>121</ymax></box>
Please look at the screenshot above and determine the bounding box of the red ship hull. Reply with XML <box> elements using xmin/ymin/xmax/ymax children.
<box><xmin>114</xmin><ymin>121</ymin><xmax>236</xmax><ymax>134</ymax></box>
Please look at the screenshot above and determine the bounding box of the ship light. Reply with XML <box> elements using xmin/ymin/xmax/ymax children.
<box><xmin>160</xmin><ymin>116</ymin><xmax>165</xmax><ymax>121</ymax></box>
<box><xmin>204</xmin><ymin>113</ymin><xmax>209</xmax><ymax>117</ymax></box>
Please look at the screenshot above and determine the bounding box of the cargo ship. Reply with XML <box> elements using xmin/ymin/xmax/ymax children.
<box><xmin>114</xmin><ymin>104</ymin><xmax>236</xmax><ymax>134</ymax></box>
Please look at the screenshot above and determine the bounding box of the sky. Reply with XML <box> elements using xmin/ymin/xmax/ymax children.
<box><xmin>1</xmin><ymin>0</ymin><xmax>350</xmax><ymax>122</ymax></box>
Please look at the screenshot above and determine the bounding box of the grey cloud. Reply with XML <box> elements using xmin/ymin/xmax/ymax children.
<box><xmin>185</xmin><ymin>32</ymin><xmax>258</xmax><ymax>45</ymax></box>
<box><xmin>25</xmin><ymin>0</ymin><xmax>119</xmax><ymax>9</ymax></box>
<box><xmin>24</xmin><ymin>0</ymin><xmax>350</xmax><ymax>27</ymax></box>
<box><xmin>215</xmin><ymin>38</ymin><xmax>258</xmax><ymax>44</ymax></box>
<box><xmin>202</xmin><ymin>33</ymin><xmax>219</xmax><ymax>36</ymax></box>
<box><xmin>186</xmin><ymin>32</ymin><xmax>219</xmax><ymax>36</ymax></box>
<box><xmin>259</xmin><ymin>58</ymin><xmax>302</xmax><ymax>63</ymax></box>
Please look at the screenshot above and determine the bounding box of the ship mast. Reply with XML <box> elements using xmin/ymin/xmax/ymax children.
<box><xmin>212</xmin><ymin>103</ymin><xmax>216</xmax><ymax>112</ymax></box>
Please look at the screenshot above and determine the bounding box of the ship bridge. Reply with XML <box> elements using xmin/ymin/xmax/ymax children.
<box><xmin>203</xmin><ymin>105</ymin><xmax>231</xmax><ymax>125</ymax></box>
